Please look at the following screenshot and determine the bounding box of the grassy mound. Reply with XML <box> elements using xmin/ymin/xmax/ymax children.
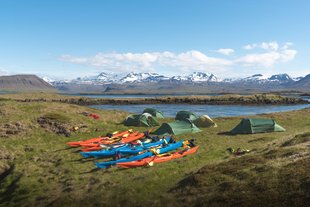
<box><xmin>172</xmin><ymin>146</ymin><xmax>310</xmax><ymax>206</ymax></box>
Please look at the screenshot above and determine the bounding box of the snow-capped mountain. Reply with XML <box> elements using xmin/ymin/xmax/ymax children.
<box><xmin>74</xmin><ymin>72</ymin><xmax>119</xmax><ymax>84</ymax></box>
<box><xmin>170</xmin><ymin>75</ymin><xmax>189</xmax><ymax>82</ymax></box>
<box><xmin>239</xmin><ymin>74</ymin><xmax>268</xmax><ymax>82</ymax></box>
<box><xmin>268</xmin><ymin>73</ymin><xmax>294</xmax><ymax>83</ymax></box>
<box><xmin>42</xmin><ymin>77</ymin><xmax>55</xmax><ymax>85</ymax></box>
<box><xmin>170</xmin><ymin>72</ymin><xmax>219</xmax><ymax>82</ymax></box>
<box><xmin>187</xmin><ymin>72</ymin><xmax>220</xmax><ymax>82</ymax></box>
<box><xmin>119</xmin><ymin>72</ymin><xmax>169</xmax><ymax>83</ymax></box>
<box><xmin>48</xmin><ymin>71</ymin><xmax>307</xmax><ymax>87</ymax></box>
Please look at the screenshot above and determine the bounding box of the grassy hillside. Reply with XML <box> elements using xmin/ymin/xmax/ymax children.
<box><xmin>0</xmin><ymin>97</ymin><xmax>309</xmax><ymax>206</ymax></box>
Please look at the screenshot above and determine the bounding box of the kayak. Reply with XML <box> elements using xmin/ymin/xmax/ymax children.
<box><xmin>66</xmin><ymin>130</ymin><xmax>133</xmax><ymax>147</ymax></box>
<box><xmin>79</xmin><ymin>132</ymin><xmax>144</xmax><ymax>147</ymax></box>
<box><xmin>117</xmin><ymin>146</ymin><xmax>199</xmax><ymax>168</ymax></box>
<box><xmin>100</xmin><ymin>132</ymin><xmax>145</xmax><ymax>145</ymax></box>
<box><xmin>96</xmin><ymin>152</ymin><xmax>154</xmax><ymax>169</ymax></box>
<box><xmin>81</xmin><ymin>137</ymin><xmax>171</xmax><ymax>158</ymax></box>
<box><xmin>95</xmin><ymin>140</ymin><xmax>183</xmax><ymax>169</ymax></box>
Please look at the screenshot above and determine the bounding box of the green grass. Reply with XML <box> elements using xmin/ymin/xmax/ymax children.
<box><xmin>0</xmin><ymin>97</ymin><xmax>309</xmax><ymax>206</ymax></box>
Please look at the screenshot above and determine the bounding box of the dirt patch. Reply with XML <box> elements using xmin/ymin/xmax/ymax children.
<box><xmin>37</xmin><ymin>117</ymin><xmax>71</xmax><ymax>137</ymax></box>
<box><xmin>0</xmin><ymin>122</ymin><xmax>26</xmax><ymax>138</ymax></box>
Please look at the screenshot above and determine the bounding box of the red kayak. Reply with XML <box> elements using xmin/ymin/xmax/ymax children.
<box><xmin>80</xmin><ymin>132</ymin><xmax>146</xmax><ymax>152</ymax></box>
<box><xmin>78</xmin><ymin>131</ymin><xmax>140</xmax><ymax>147</ymax></box>
<box><xmin>117</xmin><ymin>146</ymin><xmax>199</xmax><ymax>168</ymax></box>
<box><xmin>66</xmin><ymin>130</ymin><xmax>133</xmax><ymax>147</ymax></box>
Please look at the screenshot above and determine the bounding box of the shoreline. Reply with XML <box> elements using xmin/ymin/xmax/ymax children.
<box><xmin>3</xmin><ymin>93</ymin><xmax>309</xmax><ymax>106</ymax></box>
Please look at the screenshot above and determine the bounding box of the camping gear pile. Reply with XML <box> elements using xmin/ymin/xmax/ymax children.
<box><xmin>80</xmin><ymin>112</ymin><xmax>100</xmax><ymax>120</ymax></box>
<box><xmin>66</xmin><ymin>129</ymin><xmax>199</xmax><ymax>169</ymax></box>
<box><xmin>227</xmin><ymin>147</ymin><xmax>251</xmax><ymax>156</ymax></box>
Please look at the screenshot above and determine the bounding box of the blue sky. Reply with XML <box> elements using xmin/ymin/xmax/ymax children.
<box><xmin>0</xmin><ymin>0</ymin><xmax>309</xmax><ymax>79</ymax></box>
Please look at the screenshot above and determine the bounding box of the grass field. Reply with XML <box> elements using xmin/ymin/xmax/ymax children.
<box><xmin>0</xmin><ymin>94</ymin><xmax>309</xmax><ymax>206</ymax></box>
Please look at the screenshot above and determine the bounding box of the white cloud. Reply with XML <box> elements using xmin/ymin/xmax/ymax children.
<box><xmin>60</xmin><ymin>42</ymin><xmax>297</xmax><ymax>75</ymax></box>
<box><xmin>282</xmin><ymin>42</ymin><xmax>293</xmax><ymax>50</ymax></box>
<box><xmin>243</xmin><ymin>44</ymin><xmax>257</xmax><ymax>50</ymax></box>
<box><xmin>216</xmin><ymin>48</ymin><xmax>235</xmax><ymax>56</ymax></box>
<box><xmin>238</xmin><ymin>41</ymin><xmax>297</xmax><ymax>67</ymax></box>
<box><xmin>243</xmin><ymin>41</ymin><xmax>279</xmax><ymax>51</ymax></box>
<box><xmin>60</xmin><ymin>50</ymin><xmax>232</xmax><ymax>74</ymax></box>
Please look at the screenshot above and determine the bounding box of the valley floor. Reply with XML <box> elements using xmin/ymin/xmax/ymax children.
<box><xmin>0</xmin><ymin>94</ymin><xmax>309</xmax><ymax>206</ymax></box>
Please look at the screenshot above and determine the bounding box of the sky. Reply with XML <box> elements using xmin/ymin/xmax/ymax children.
<box><xmin>0</xmin><ymin>0</ymin><xmax>309</xmax><ymax>79</ymax></box>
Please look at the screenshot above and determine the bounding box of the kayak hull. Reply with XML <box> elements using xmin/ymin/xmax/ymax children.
<box><xmin>117</xmin><ymin>146</ymin><xmax>199</xmax><ymax>168</ymax></box>
<box><xmin>95</xmin><ymin>140</ymin><xmax>183</xmax><ymax>169</ymax></box>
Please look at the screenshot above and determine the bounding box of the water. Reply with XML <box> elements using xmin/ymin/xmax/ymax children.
<box><xmin>90</xmin><ymin>103</ymin><xmax>310</xmax><ymax>118</ymax></box>
<box><xmin>64</xmin><ymin>93</ymin><xmax>223</xmax><ymax>99</ymax></box>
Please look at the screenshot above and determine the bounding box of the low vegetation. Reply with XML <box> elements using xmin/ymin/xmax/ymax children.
<box><xmin>0</xmin><ymin>94</ymin><xmax>309</xmax><ymax>206</ymax></box>
<box><xmin>1</xmin><ymin>92</ymin><xmax>308</xmax><ymax>105</ymax></box>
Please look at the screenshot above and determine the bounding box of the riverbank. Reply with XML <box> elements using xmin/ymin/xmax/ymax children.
<box><xmin>0</xmin><ymin>97</ymin><xmax>309</xmax><ymax>206</ymax></box>
<box><xmin>1</xmin><ymin>93</ymin><xmax>308</xmax><ymax>105</ymax></box>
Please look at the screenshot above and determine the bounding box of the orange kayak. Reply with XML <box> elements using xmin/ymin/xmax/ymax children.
<box><xmin>80</xmin><ymin>132</ymin><xmax>146</xmax><ymax>151</ymax></box>
<box><xmin>117</xmin><ymin>146</ymin><xmax>199</xmax><ymax>168</ymax></box>
<box><xmin>66</xmin><ymin>130</ymin><xmax>133</xmax><ymax>147</ymax></box>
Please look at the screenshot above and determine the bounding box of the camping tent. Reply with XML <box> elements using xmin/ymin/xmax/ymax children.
<box><xmin>175</xmin><ymin>111</ymin><xmax>199</xmax><ymax>122</ymax></box>
<box><xmin>230</xmin><ymin>118</ymin><xmax>285</xmax><ymax>134</ymax></box>
<box><xmin>143</xmin><ymin>108</ymin><xmax>164</xmax><ymax>118</ymax></box>
<box><xmin>123</xmin><ymin>113</ymin><xmax>159</xmax><ymax>127</ymax></box>
<box><xmin>153</xmin><ymin>120</ymin><xmax>201</xmax><ymax>135</ymax></box>
<box><xmin>194</xmin><ymin>115</ymin><xmax>217</xmax><ymax>128</ymax></box>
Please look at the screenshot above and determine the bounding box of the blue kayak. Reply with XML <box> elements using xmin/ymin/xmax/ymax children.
<box><xmin>118</xmin><ymin>137</ymin><xmax>172</xmax><ymax>155</ymax></box>
<box><xmin>81</xmin><ymin>137</ymin><xmax>171</xmax><ymax>158</ymax></box>
<box><xmin>95</xmin><ymin>140</ymin><xmax>183</xmax><ymax>169</ymax></box>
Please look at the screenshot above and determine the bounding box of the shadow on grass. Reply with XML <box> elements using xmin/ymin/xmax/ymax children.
<box><xmin>0</xmin><ymin>172</ymin><xmax>23</xmax><ymax>203</ymax></box>
<box><xmin>52</xmin><ymin>147</ymin><xmax>73</xmax><ymax>152</ymax></box>
<box><xmin>217</xmin><ymin>131</ymin><xmax>235</xmax><ymax>136</ymax></box>
<box><xmin>69</xmin><ymin>157</ymin><xmax>97</xmax><ymax>163</ymax></box>
<box><xmin>80</xmin><ymin>167</ymin><xmax>101</xmax><ymax>174</ymax></box>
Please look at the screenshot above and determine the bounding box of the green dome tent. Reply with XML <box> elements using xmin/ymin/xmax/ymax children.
<box><xmin>175</xmin><ymin>111</ymin><xmax>199</xmax><ymax>122</ymax></box>
<box><xmin>143</xmin><ymin>108</ymin><xmax>164</xmax><ymax>118</ymax></box>
<box><xmin>231</xmin><ymin>118</ymin><xmax>285</xmax><ymax>134</ymax></box>
<box><xmin>194</xmin><ymin>115</ymin><xmax>217</xmax><ymax>128</ymax></box>
<box><xmin>123</xmin><ymin>113</ymin><xmax>159</xmax><ymax>127</ymax></box>
<box><xmin>153</xmin><ymin>120</ymin><xmax>201</xmax><ymax>135</ymax></box>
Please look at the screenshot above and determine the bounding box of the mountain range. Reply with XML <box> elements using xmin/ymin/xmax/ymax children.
<box><xmin>45</xmin><ymin>71</ymin><xmax>306</xmax><ymax>85</ymax></box>
<box><xmin>0</xmin><ymin>72</ymin><xmax>308</xmax><ymax>93</ymax></box>
<box><xmin>45</xmin><ymin>71</ymin><xmax>310</xmax><ymax>93</ymax></box>
<box><xmin>45</xmin><ymin>72</ymin><xmax>303</xmax><ymax>85</ymax></box>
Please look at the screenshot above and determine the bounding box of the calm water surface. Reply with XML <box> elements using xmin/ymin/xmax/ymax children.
<box><xmin>65</xmin><ymin>93</ymin><xmax>223</xmax><ymax>99</ymax></box>
<box><xmin>91</xmin><ymin>103</ymin><xmax>310</xmax><ymax>118</ymax></box>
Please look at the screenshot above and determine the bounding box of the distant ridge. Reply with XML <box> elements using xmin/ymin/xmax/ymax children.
<box><xmin>0</xmin><ymin>75</ymin><xmax>55</xmax><ymax>91</ymax></box>
<box><xmin>46</xmin><ymin>71</ymin><xmax>310</xmax><ymax>93</ymax></box>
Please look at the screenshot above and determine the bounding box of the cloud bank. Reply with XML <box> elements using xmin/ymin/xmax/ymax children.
<box><xmin>216</xmin><ymin>48</ymin><xmax>235</xmax><ymax>56</ymax></box>
<box><xmin>60</xmin><ymin>41</ymin><xmax>297</xmax><ymax>75</ymax></box>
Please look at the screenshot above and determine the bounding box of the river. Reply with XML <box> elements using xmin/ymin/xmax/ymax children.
<box><xmin>70</xmin><ymin>93</ymin><xmax>310</xmax><ymax>118</ymax></box>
